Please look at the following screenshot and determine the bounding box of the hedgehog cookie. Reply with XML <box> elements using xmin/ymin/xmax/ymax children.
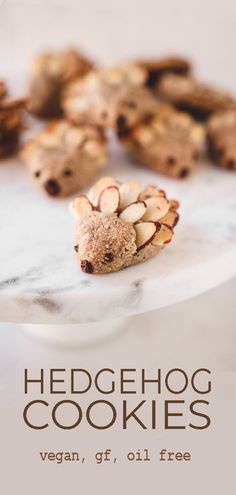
<box><xmin>63</xmin><ymin>64</ymin><xmax>158</xmax><ymax>130</ymax></box>
<box><xmin>21</xmin><ymin>120</ymin><xmax>108</xmax><ymax>197</ymax></box>
<box><xmin>207</xmin><ymin>109</ymin><xmax>236</xmax><ymax>171</ymax></box>
<box><xmin>0</xmin><ymin>93</ymin><xmax>26</xmax><ymax>159</ymax></box>
<box><xmin>136</xmin><ymin>56</ymin><xmax>191</xmax><ymax>88</ymax></box>
<box><xmin>27</xmin><ymin>48</ymin><xmax>94</xmax><ymax>118</ymax></box>
<box><xmin>114</xmin><ymin>86</ymin><xmax>160</xmax><ymax>135</ymax></box>
<box><xmin>118</xmin><ymin>105</ymin><xmax>205</xmax><ymax>179</ymax></box>
<box><xmin>70</xmin><ymin>177</ymin><xmax>180</xmax><ymax>274</ymax></box>
<box><xmin>156</xmin><ymin>73</ymin><xmax>235</xmax><ymax>120</ymax></box>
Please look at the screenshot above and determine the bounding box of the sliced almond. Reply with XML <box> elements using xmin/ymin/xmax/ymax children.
<box><xmin>142</xmin><ymin>196</ymin><xmax>170</xmax><ymax>221</ymax></box>
<box><xmin>134</xmin><ymin>222</ymin><xmax>158</xmax><ymax>250</ymax></box>
<box><xmin>65</xmin><ymin>127</ymin><xmax>86</xmax><ymax>148</ymax></box>
<box><xmin>98</xmin><ymin>186</ymin><xmax>120</xmax><ymax>214</ymax></box>
<box><xmin>84</xmin><ymin>141</ymin><xmax>107</xmax><ymax>165</ymax></box>
<box><xmin>105</xmin><ymin>67</ymin><xmax>123</xmax><ymax>85</ymax></box>
<box><xmin>159</xmin><ymin>210</ymin><xmax>179</xmax><ymax>228</ymax></box>
<box><xmin>169</xmin><ymin>199</ymin><xmax>180</xmax><ymax>211</ymax></box>
<box><xmin>136</xmin><ymin>127</ymin><xmax>153</xmax><ymax>146</ymax></box>
<box><xmin>139</xmin><ymin>184</ymin><xmax>166</xmax><ymax>201</ymax></box>
<box><xmin>158</xmin><ymin>190</ymin><xmax>167</xmax><ymax>198</ymax></box>
<box><xmin>119</xmin><ymin>180</ymin><xmax>142</xmax><ymax>209</ymax></box>
<box><xmin>119</xmin><ymin>201</ymin><xmax>146</xmax><ymax>223</ymax></box>
<box><xmin>126</xmin><ymin>64</ymin><xmax>147</xmax><ymax>86</ymax></box>
<box><xmin>88</xmin><ymin>176</ymin><xmax>119</xmax><ymax>206</ymax></box>
<box><xmin>70</xmin><ymin>195</ymin><xmax>93</xmax><ymax>218</ymax></box>
<box><xmin>152</xmin><ymin>224</ymin><xmax>173</xmax><ymax>246</ymax></box>
<box><xmin>191</xmin><ymin>123</ymin><xmax>206</xmax><ymax>148</ymax></box>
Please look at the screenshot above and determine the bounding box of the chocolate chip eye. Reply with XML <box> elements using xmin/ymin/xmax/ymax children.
<box><xmin>63</xmin><ymin>169</ymin><xmax>73</xmax><ymax>177</ymax></box>
<box><xmin>104</xmin><ymin>252</ymin><xmax>114</xmax><ymax>262</ymax></box>
<box><xmin>167</xmin><ymin>156</ymin><xmax>176</xmax><ymax>166</ymax></box>
<box><xmin>34</xmin><ymin>170</ymin><xmax>41</xmax><ymax>178</ymax></box>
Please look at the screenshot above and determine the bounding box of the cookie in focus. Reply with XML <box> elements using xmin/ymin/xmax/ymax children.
<box><xmin>70</xmin><ymin>176</ymin><xmax>180</xmax><ymax>274</ymax></box>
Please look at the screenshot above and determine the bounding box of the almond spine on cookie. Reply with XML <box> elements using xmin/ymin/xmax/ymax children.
<box><xmin>88</xmin><ymin>176</ymin><xmax>119</xmax><ymax>206</ymax></box>
<box><xmin>119</xmin><ymin>180</ymin><xmax>142</xmax><ymax>209</ymax></box>
<box><xmin>134</xmin><ymin>222</ymin><xmax>159</xmax><ymax>250</ymax></box>
<box><xmin>142</xmin><ymin>196</ymin><xmax>170</xmax><ymax>221</ymax></box>
<box><xmin>70</xmin><ymin>195</ymin><xmax>93</xmax><ymax>218</ymax></box>
<box><xmin>152</xmin><ymin>224</ymin><xmax>173</xmax><ymax>246</ymax></box>
<box><xmin>159</xmin><ymin>209</ymin><xmax>179</xmax><ymax>228</ymax></box>
<box><xmin>98</xmin><ymin>186</ymin><xmax>120</xmax><ymax>214</ymax></box>
<box><xmin>119</xmin><ymin>201</ymin><xmax>146</xmax><ymax>223</ymax></box>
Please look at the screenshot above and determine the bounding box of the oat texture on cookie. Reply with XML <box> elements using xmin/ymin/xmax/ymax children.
<box><xmin>70</xmin><ymin>177</ymin><xmax>180</xmax><ymax>274</ymax></box>
<box><xmin>27</xmin><ymin>48</ymin><xmax>94</xmax><ymax>118</ymax></box>
<box><xmin>20</xmin><ymin>120</ymin><xmax>108</xmax><ymax>197</ymax></box>
<box><xmin>118</xmin><ymin>104</ymin><xmax>205</xmax><ymax>179</ymax></box>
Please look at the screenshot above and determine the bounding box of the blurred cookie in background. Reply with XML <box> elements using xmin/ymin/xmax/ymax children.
<box><xmin>208</xmin><ymin>109</ymin><xmax>236</xmax><ymax>171</ymax></box>
<box><xmin>118</xmin><ymin>104</ymin><xmax>205</xmax><ymax>179</ymax></box>
<box><xmin>20</xmin><ymin>120</ymin><xmax>108</xmax><ymax>197</ymax></box>
<box><xmin>136</xmin><ymin>55</ymin><xmax>191</xmax><ymax>88</ymax></box>
<box><xmin>63</xmin><ymin>64</ymin><xmax>159</xmax><ymax>130</ymax></box>
<box><xmin>0</xmin><ymin>83</ymin><xmax>26</xmax><ymax>158</ymax></box>
<box><xmin>156</xmin><ymin>73</ymin><xmax>235</xmax><ymax>120</ymax></box>
<box><xmin>27</xmin><ymin>47</ymin><xmax>94</xmax><ymax>119</ymax></box>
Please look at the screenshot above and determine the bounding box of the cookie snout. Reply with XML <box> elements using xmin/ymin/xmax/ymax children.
<box><xmin>44</xmin><ymin>179</ymin><xmax>61</xmax><ymax>196</ymax></box>
<box><xmin>116</xmin><ymin>114</ymin><xmax>128</xmax><ymax>130</ymax></box>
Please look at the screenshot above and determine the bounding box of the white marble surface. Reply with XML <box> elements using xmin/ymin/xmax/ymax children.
<box><xmin>1</xmin><ymin>138</ymin><xmax>236</xmax><ymax>324</ymax></box>
<box><xmin>1</xmin><ymin>277</ymin><xmax>236</xmax><ymax>369</ymax></box>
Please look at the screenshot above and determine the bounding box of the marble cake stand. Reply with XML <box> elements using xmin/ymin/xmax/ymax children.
<box><xmin>1</xmin><ymin>140</ymin><xmax>236</xmax><ymax>344</ymax></box>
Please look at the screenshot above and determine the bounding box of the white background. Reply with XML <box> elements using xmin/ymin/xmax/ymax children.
<box><xmin>0</xmin><ymin>0</ymin><xmax>236</xmax><ymax>92</ymax></box>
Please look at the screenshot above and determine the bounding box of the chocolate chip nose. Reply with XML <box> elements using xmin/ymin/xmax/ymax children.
<box><xmin>116</xmin><ymin>114</ymin><xmax>127</xmax><ymax>129</ymax></box>
<box><xmin>44</xmin><ymin>179</ymin><xmax>61</xmax><ymax>196</ymax></box>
